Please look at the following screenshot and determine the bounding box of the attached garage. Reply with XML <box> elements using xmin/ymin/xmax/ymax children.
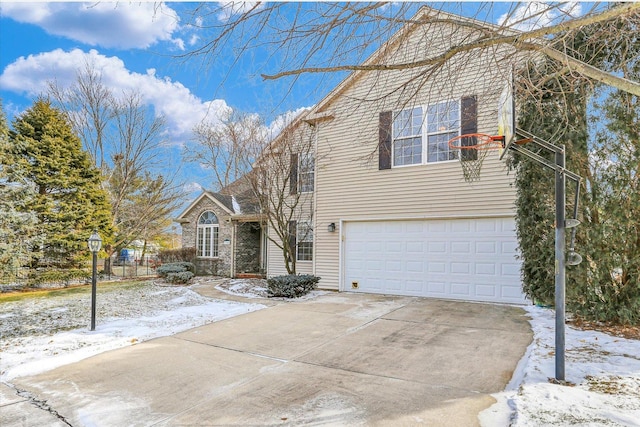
<box><xmin>342</xmin><ymin>217</ymin><xmax>527</xmax><ymax>304</ymax></box>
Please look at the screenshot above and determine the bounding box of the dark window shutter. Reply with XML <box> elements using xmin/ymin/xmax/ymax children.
<box><xmin>378</xmin><ymin>111</ymin><xmax>392</xmax><ymax>170</ymax></box>
<box><xmin>288</xmin><ymin>220</ymin><xmax>297</xmax><ymax>261</ymax></box>
<box><xmin>460</xmin><ymin>96</ymin><xmax>478</xmax><ymax>161</ymax></box>
<box><xmin>289</xmin><ymin>153</ymin><xmax>298</xmax><ymax>195</ymax></box>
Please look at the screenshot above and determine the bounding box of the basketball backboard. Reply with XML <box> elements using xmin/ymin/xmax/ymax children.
<box><xmin>497</xmin><ymin>80</ymin><xmax>515</xmax><ymax>160</ymax></box>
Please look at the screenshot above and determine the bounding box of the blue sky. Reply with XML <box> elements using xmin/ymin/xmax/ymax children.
<box><xmin>0</xmin><ymin>2</ymin><xmax>582</xmax><ymax>205</ymax></box>
<box><xmin>0</xmin><ymin>2</ymin><xmax>328</xmax><ymax>201</ymax></box>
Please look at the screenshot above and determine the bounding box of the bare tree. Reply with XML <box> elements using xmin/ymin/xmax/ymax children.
<box><xmin>49</xmin><ymin>65</ymin><xmax>185</xmax><ymax>273</ymax></box>
<box><xmin>186</xmin><ymin>110</ymin><xmax>263</xmax><ymax>191</ymax></box>
<box><xmin>48</xmin><ymin>61</ymin><xmax>113</xmax><ymax>171</ymax></box>
<box><xmin>246</xmin><ymin>114</ymin><xmax>316</xmax><ymax>274</ymax></box>
<box><xmin>179</xmin><ymin>2</ymin><xmax>640</xmax><ymax>100</ymax></box>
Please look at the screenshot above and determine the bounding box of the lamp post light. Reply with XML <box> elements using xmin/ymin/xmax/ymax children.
<box><xmin>87</xmin><ymin>230</ymin><xmax>102</xmax><ymax>331</ymax></box>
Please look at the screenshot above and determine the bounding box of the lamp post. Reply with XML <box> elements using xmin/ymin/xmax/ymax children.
<box><xmin>87</xmin><ymin>230</ymin><xmax>102</xmax><ymax>331</ymax></box>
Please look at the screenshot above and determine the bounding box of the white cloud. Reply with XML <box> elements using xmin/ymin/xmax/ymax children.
<box><xmin>498</xmin><ymin>2</ymin><xmax>582</xmax><ymax>31</ymax></box>
<box><xmin>0</xmin><ymin>49</ymin><xmax>230</xmax><ymax>141</ymax></box>
<box><xmin>0</xmin><ymin>2</ymin><xmax>180</xmax><ymax>49</ymax></box>
<box><xmin>216</xmin><ymin>1</ymin><xmax>264</xmax><ymax>23</ymax></box>
<box><xmin>267</xmin><ymin>106</ymin><xmax>310</xmax><ymax>139</ymax></box>
<box><xmin>183</xmin><ymin>182</ymin><xmax>203</xmax><ymax>193</ymax></box>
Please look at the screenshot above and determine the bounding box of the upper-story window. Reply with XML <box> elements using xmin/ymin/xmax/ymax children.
<box><xmin>197</xmin><ymin>211</ymin><xmax>219</xmax><ymax>258</ymax></box>
<box><xmin>393</xmin><ymin>100</ymin><xmax>460</xmax><ymax>167</ymax></box>
<box><xmin>299</xmin><ymin>153</ymin><xmax>315</xmax><ymax>193</ymax></box>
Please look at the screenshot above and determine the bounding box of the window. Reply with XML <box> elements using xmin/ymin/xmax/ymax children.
<box><xmin>197</xmin><ymin>211</ymin><xmax>219</xmax><ymax>258</ymax></box>
<box><xmin>426</xmin><ymin>100</ymin><xmax>460</xmax><ymax>162</ymax></box>
<box><xmin>392</xmin><ymin>100</ymin><xmax>460</xmax><ymax>166</ymax></box>
<box><xmin>296</xmin><ymin>222</ymin><xmax>313</xmax><ymax>261</ymax></box>
<box><xmin>393</xmin><ymin>107</ymin><xmax>423</xmax><ymax>166</ymax></box>
<box><xmin>299</xmin><ymin>153</ymin><xmax>315</xmax><ymax>193</ymax></box>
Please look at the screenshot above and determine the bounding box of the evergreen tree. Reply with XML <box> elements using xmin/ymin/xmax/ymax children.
<box><xmin>513</xmin><ymin>14</ymin><xmax>640</xmax><ymax>324</ymax></box>
<box><xmin>0</xmin><ymin>101</ymin><xmax>41</xmax><ymax>279</ymax></box>
<box><xmin>5</xmin><ymin>99</ymin><xmax>113</xmax><ymax>267</ymax></box>
<box><xmin>577</xmin><ymin>48</ymin><xmax>640</xmax><ymax>324</ymax></box>
<box><xmin>512</xmin><ymin>61</ymin><xmax>590</xmax><ymax>306</ymax></box>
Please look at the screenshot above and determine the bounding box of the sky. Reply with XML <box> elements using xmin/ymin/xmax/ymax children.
<box><xmin>0</xmin><ymin>1</ymin><xmax>584</xmax><ymax>208</ymax></box>
<box><xmin>2</xmin><ymin>277</ymin><xmax>639</xmax><ymax>424</ymax></box>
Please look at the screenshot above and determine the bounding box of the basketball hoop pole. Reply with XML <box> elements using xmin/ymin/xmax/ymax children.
<box><xmin>555</xmin><ymin>147</ymin><xmax>567</xmax><ymax>381</ymax></box>
<box><xmin>506</xmin><ymin>128</ymin><xmax>582</xmax><ymax>382</ymax></box>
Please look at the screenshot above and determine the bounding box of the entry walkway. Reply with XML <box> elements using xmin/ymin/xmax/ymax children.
<box><xmin>3</xmin><ymin>291</ymin><xmax>532</xmax><ymax>426</ymax></box>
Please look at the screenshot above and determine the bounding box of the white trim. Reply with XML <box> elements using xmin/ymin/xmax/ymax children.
<box><xmin>176</xmin><ymin>191</ymin><xmax>234</xmax><ymax>221</ymax></box>
<box><xmin>339</xmin><ymin>212</ymin><xmax>515</xmax><ymax>223</ymax></box>
<box><xmin>312</xmin><ymin>126</ymin><xmax>319</xmax><ymax>277</ymax></box>
<box><xmin>391</xmin><ymin>99</ymin><xmax>461</xmax><ymax>168</ymax></box>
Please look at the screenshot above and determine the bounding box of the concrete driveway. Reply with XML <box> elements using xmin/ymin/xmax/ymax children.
<box><xmin>4</xmin><ymin>291</ymin><xmax>532</xmax><ymax>426</ymax></box>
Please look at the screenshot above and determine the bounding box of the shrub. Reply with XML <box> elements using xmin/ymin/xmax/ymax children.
<box><xmin>166</xmin><ymin>271</ymin><xmax>194</xmax><ymax>284</ymax></box>
<box><xmin>158</xmin><ymin>248</ymin><xmax>196</xmax><ymax>264</ymax></box>
<box><xmin>157</xmin><ymin>262</ymin><xmax>195</xmax><ymax>284</ymax></box>
<box><xmin>267</xmin><ymin>274</ymin><xmax>320</xmax><ymax>298</ymax></box>
<box><xmin>156</xmin><ymin>262</ymin><xmax>195</xmax><ymax>277</ymax></box>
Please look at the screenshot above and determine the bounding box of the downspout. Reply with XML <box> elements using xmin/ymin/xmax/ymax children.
<box><xmin>312</xmin><ymin>123</ymin><xmax>319</xmax><ymax>277</ymax></box>
<box><xmin>230</xmin><ymin>219</ymin><xmax>236</xmax><ymax>278</ymax></box>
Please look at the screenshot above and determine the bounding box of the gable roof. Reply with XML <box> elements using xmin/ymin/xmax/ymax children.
<box><xmin>176</xmin><ymin>173</ymin><xmax>263</xmax><ymax>224</ymax></box>
<box><xmin>175</xmin><ymin>190</ymin><xmax>234</xmax><ymax>223</ymax></box>
<box><xmin>310</xmin><ymin>5</ymin><xmax>513</xmax><ymax>115</ymax></box>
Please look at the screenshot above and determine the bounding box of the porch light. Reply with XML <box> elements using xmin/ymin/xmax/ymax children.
<box><xmin>327</xmin><ymin>223</ymin><xmax>336</xmax><ymax>232</ymax></box>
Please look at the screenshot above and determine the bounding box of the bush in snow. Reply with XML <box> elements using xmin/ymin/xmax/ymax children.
<box><xmin>157</xmin><ymin>262</ymin><xmax>195</xmax><ymax>284</ymax></box>
<box><xmin>266</xmin><ymin>274</ymin><xmax>320</xmax><ymax>298</ymax></box>
<box><xmin>157</xmin><ymin>262</ymin><xmax>195</xmax><ymax>276</ymax></box>
<box><xmin>166</xmin><ymin>271</ymin><xmax>194</xmax><ymax>284</ymax></box>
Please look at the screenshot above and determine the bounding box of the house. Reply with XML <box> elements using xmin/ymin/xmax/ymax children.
<box><xmin>175</xmin><ymin>186</ymin><xmax>266</xmax><ymax>278</ymax></box>
<box><xmin>179</xmin><ymin>7</ymin><xmax>527</xmax><ymax>304</ymax></box>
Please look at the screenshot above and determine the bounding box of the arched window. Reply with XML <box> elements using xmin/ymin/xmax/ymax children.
<box><xmin>197</xmin><ymin>211</ymin><xmax>219</xmax><ymax>258</ymax></box>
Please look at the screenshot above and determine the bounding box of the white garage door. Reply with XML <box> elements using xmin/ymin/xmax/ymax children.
<box><xmin>343</xmin><ymin>218</ymin><xmax>526</xmax><ymax>304</ymax></box>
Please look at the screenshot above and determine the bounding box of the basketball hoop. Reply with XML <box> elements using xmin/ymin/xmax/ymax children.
<box><xmin>448</xmin><ymin>133</ymin><xmax>503</xmax><ymax>182</ymax></box>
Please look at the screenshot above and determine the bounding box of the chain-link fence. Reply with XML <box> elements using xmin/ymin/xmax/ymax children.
<box><xmin>0</xmin><ymin>256</ymin><xmax>160</xmax><ymax>290</ymax></box>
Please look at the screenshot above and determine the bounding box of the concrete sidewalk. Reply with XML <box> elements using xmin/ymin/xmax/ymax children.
<box><xmin>4</xmin><ymin>292</ymin><xmax>532</xmax><ymax>426</ymax></box>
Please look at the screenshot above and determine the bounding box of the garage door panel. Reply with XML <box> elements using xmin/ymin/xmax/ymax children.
<box><xmin>344</xmin><ymin>218</ymin><xmax>526</xmax><ymax>304</ymax></box>
<box><xmin>476</xmin><ymin>284</ymin><xmax>497</xmax><ymax>297</ymax></box>
<box><xmin>427</xmin><ymin>221</ymin><xmax>447</xmax><ymax>233</ymax></box>
<box><xmin>427</xmin><ymin>281</ymin><xmax>446</xmax><ymax>294</ymax></box>
<box><xmin>451</xmin><ymin>262</ymin><xmax>470</xmax><ymax>274</ymax></box>
<box><xmin>451</xmin><ymin>220</ymin><xmax>472</xmax><ymax>232</ymax></box>
<box><xmin>450</xmin><ymin>282</ymin><xmax>471</xmax><ymax>297</ymax></box>
<box><xmin>475</xmin><ymin>241</ymin><xmax>497</xmax><ymax>255</ymax></box>
<box><xmin>475</xmin><ymin>263</ymin><xmax>496</xmax><ymax>275</ymax></box>
<box><xmin>428</xmin><ymin>241</ymin><xmax>447</xmax><ymax>253</ymax></box>
<box><xmin>428</xmin><ymin>262</ymin><xmax>446</xmax><ymax>273</ymax></box>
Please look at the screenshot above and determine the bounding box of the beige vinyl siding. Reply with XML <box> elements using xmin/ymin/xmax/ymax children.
<box><xmin>263</xmin><ymin>120</ymin><xmax>316</xmax><ymax>278</ymax></box>
<box><xmin>311</xmin><ymin>21</ymin><xmax>518</xmax><ymax>289</ymax></box>
<box><xmin>266</xmin><ymin>232</ymin><xmax>314</xmax><ymax>277</ymax></box>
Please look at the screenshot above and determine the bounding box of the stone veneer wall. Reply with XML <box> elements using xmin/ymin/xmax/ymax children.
<box><xmin>235</xmin><ymin>222</ymin><xmax>261</xmax><ymax>274</ymax></box>
<box><xmin>180</xmin><ymin>197</ymin><xmax>232</xmax><ymax>276</ymax></box>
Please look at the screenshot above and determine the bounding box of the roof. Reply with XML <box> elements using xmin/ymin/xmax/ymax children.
<box><xmin>175</xmin><ymin>175</ymin><xmax>262</xmax><ymax>223</ymax></box>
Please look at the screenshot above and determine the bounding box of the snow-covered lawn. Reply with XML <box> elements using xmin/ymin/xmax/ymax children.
<box><xmin>481</xmin><ymin>305</ymin><xmax>640</xmax><ymax>426</ymax></box>
<box><xmin>1</xmin><ymin>278</ymin><xmax>639</xmax><ymax>425</ymax></box>
<box><xmin>0</xmin><ymin>279</ymin><xmax>265</xmax><ymax>381</ymax></box>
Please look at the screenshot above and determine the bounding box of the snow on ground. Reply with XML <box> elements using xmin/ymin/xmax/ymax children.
<box><xmin>480</xmin><ymin>305</ymin><xmax>640</xmax><ymax>427</ymax></box>
<box><xmin>2</xmin><ymin>279</ymin><xmax>640</xmax><ymax>426</ymax></box>
<box><xmin>215</xmin><ymin>278</ymin><xmax>328</xmax><ymax>301</ymax></box>
<box><xmin>0</xmin><ymin>280</ymin><xmax>265</xmax><ymax>382</ymax></box>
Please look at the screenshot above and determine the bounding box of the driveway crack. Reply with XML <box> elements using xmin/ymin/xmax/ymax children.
<box><xmin>6</xmin><ymin>382</ymin><xmax>73</xmax><ymax>426</ymax></box>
